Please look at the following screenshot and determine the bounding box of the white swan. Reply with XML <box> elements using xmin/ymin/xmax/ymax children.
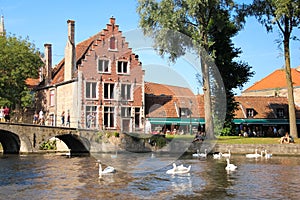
<box><xmin>213</xmin><ymin>152</ymin><xmax>222</xmax><ymax>159</ymax></box>
<box><xmin>99</xmin><ymin>163</ymin><xmax>115</xmax><ymax>175</ymax></box>
<box><xmin>222</xmin><ymin>150</ymin><xmax>231</xmax><ymax>158</ymax></box>
<box><xmin>245</xmin><ymin>149</ymin><xmax>263</xmax><ymax>158</ymax></box>
<box><xmin>264</xmin><ymin>150</ymin><xmax>272</xmax><ymax>158</ymax></box>
<box><xmin>192</xmin><ymin>149</ymin><xmax>207</xmax><ymax>158</ymax></box>
<box><xmin>225</xmin><ymin>158</ymin><xmax>237</xmax><ymax>171</ymax></box>
<box><xmin>166</xmin><ymin>163</ymin><xmax>191</xmax><ymax>174</ymax></box>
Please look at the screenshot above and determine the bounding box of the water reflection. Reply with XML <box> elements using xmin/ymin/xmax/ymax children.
<box><xmin>1</xmin><ymin>154</ymin><xmax>300</xmax><ymax>199</ymax></box>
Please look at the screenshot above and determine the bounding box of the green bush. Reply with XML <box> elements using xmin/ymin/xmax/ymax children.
<box><xmin>39</xmin><ymin>140</ymin><xmax>57</xmax><ymax>150</ymax></box>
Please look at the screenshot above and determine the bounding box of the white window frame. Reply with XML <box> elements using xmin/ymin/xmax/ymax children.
<box><xmin>120</xmin><ymin>83</ymin><xmax>132</xmax><ymax>100</ymax></box>
<box><xmin>104</xmin><ymin>106</ymin><xmax>115</xmax><ymax>128</ymax></box>
<box><xmin>49</xmin><ymin>89</ymin><xmax>55</xmax><ymax>107</ymax></box>
<box><xmin>103</xmin><ymin>83</ymin><xmax>115</xmax><ymax>100</ymax></box>
<box><xmin>97</xmin><ymin>58</ymin><xmax>111</xmax><ymax>73</ymax></box>
<box><xmin>86</xmin><ymin>105</ymin><xmax>98</xmax><ymax>128</ymax></box>
<box><xmin>117</xmin><ymin>60</ymin><xmax>130</xmax><ymax>74</ymax></box>
<box><xmin>85</xmin><ymin>81</ymin><xmax>98</xmax><ymax>99</ymax></box>
<box><xmin>121</xmin><ymin>107</ymin><xmax>131</xmax><ymax>118</ymax></box>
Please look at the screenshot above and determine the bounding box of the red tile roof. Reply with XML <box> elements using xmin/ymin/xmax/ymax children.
<box><xmin>244</xmin><ymin>67</ymin><xmax>300</xmax><ymax>92</ymax></box>
<box><xmin>51</xmin><ymin>34</ymin><xmax>99</xmax><ymax>84</ymax></box>
<box><xmin>25</xmin><ymin>78</ymin><xmax>40</xmax><ymax>88</ymax></box>
<box><xmin>145</xmin><ymin>82</ymin><xmax>201</xmax><ymax>118</ymax></box>
<box><xmin>234</xmin><ymin>96</ymin><xmax>300</xmax><ymax>118</ymax></box>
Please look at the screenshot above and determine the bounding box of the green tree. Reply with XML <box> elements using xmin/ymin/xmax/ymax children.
<box><xmin>208</xmin><ymin>8</ymin><xmax>254</xmax><ymax>135</ymax></box>
<box><xmin>137</xmin><ymin>0</ymin><xmax>251</xmax><ymax>138</ymax></box>
<box><xmin>0</xmin><ymin>34</ymin><xmax>43</xmax><ymax>112</ymax></box>
<box><xmin>247</xmin><ymin>0</ymin><xmax>300</xmax><ymax>138</ymax></box>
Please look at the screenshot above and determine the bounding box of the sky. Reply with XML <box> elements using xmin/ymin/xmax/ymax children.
<box><xmin>1</xmin><ymin>0</ymin><xmax>300</xmax><ymax>95</ymax></box>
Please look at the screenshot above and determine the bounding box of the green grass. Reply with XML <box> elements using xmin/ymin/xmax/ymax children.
<box><xmin>216</xmin><ymin>136</ymin><xmax>299</xmax><ymax>144</ymax></box>
<box><xmin>166</xmin><ymin>134</ymin><xmax>300</xmax><ymax>144</ymax></box>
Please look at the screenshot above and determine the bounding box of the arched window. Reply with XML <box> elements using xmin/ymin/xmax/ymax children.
<box><xmin>109</xmin><ymin>36</ymin><xmax>116</xmax><ymax>50</ymax></box>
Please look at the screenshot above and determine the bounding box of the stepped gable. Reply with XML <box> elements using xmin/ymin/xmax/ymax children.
<box><xmin>244</xmin><ymin>68</ymin><xmax>300</xmax><ymax>92</ymax></box>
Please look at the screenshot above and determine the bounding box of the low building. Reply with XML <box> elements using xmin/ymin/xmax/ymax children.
<box><xmin>144</xmin><ymin>82</ymin><xmax>204</xmax><ymax>134</ymax></box>
<box><xmin>233</xmin><ymin>96</ymin><xmax>300</xmax><ymax>136</ymax></box>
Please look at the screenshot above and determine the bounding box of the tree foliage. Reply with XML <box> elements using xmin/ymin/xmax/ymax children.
<box><xmin>208</xmin><ymin>8</ymin><xmax>254</xmax><ymax>135</ymax></box>
<box><xmin>137</xmin><ymin>0</ymin><xmax>253</xmax><ymax>137</ymax></box>
<box><xmin>0</xmin><ymin>34</ymin><xmax>43</xmax><ymax>110</ymax></box>
<box><xmin>245</xmin><ymin>0</ymin><xmax>300</xmax><ymax>138</ymax></box>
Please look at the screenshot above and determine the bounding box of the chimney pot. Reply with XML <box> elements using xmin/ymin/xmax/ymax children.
<box><xmin>110</xmin><ymin>17</ymin><xmax>115</xmax><ymax>25</ymax></box>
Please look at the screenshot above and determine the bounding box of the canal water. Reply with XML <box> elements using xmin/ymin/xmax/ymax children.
<box><xmin>0</xmin><ymin>152</ymin><xmax>300</xmax><ymax>200</ymax></box>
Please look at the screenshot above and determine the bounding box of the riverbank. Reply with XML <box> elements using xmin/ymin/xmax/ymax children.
<box><xmin>212</xmin><ymin>143</ymin><xmax>300</xmax><ymax>156</ymax></box>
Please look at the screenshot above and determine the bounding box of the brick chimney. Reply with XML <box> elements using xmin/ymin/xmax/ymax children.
<box><xmin>64</xmin><ymin>20</ymin><xmax>76</xmax><ymax>81</ymax></box>
<box><xmin>110</xmin><ymin>16</ymin><xmax>115</xmax><ymax>25</ymax></box>
<box><xmin>44</xmin><ymin>43</ymin><xmax>52</xmax><ymax>85</ymax></box>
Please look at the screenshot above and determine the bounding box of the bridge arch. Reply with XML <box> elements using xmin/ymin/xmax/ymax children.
<box><xmin>0</xmin><ymin>130</ymin><xmax>21</xmax><ymax>154</ymax></box>
<box><xmin>54</xmin><ymin>134</ymin><xmax>90</xmax><ymax>153</ymax></box>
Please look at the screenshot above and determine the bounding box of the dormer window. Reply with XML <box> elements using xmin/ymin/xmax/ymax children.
<box><xmin>277</xmin><ymin>108</ymin><xmax>284</xmax><ymax>118</ymax></box>
<box><xmin>180</xmin><ymin>108</ymin><xmax>191</xmax><ymax>118</ymax></box>
<box><xmin>246</xmin><ymin>108</ymin><xmax>256</xmax><ymax>118</ymax></box>
<box><xmin>98</xmin><ymin>58</ymin><xmax>110</xmax><ymax>73</ymax></box>
<box><xmin>117</xmin><ymin>60</ymin><xmax>129</xmax><ymax>74</ymax></box>
<box><xmin>109</xmin><ymin>36</ymin><xmax>117</xmax><ymax>51</ymax></box>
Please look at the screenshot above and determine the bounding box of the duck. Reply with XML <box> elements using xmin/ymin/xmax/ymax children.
<box><xmin>213</xmin><ymin>152</ymin><xmax>222</xmax><ymax>159</ymax></box>
<box><xmin>245</xmin><ymin>149</ymin><xmax>263</xmax><ymax>158</ymax></box>
<box><xmin>166</xmin><ymin>163</ymin><xmax>191</xmax><ymax>174</ymax></box>
<box><xmin>225</xmin><ymin>158</ymin><xmax>237</xmax><ymax>171</ymax></box>
<box><xmin>192</xmin><ymin>149</ymin><xmax>207</xmax><ymax>158</ymax></box>
<box><xmin>222</xmin><ymin>150</ymin><xmax>231</xmax><ymax>158</ymax></box>
<box><xmin>99</xmin><ymin>163</ymin><xmax>116</xmax><ymax>175</ymax></box>
<box><xmin>264</xmin><ymin>150</ymin><xmax>272</xmax><ymax>158</ymax></box>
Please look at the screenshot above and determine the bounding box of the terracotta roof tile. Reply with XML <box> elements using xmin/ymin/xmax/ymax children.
<box><xmin>145</xmin><ymin>82</ymin><xmax>200</xmax><ymax>118</ymax></box>
<box><xmin>234</xmin><ymin>96</ymin><xmax>300</xmax><ymax>118</ymax></box>
<box><xmin>51</xmin><ymin>34</ymin><xmax>99</xmax><ymax>84</ymax></box>
<box><xmin>25</xmin><ymin>78</ymin><xmax>40</xmax><ymax>88</ymax></box>
<box><xmin>244</xmin><ymin>68</ymin><xmax>300</xmax><ymax>92</ymax></box>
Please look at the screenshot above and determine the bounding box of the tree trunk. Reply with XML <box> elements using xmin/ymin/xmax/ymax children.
<box><xmin>284</xmin><ymin>34</ymin><xmax>298</xmax><ymax>138</ymax></box>
<box><xmin>200</xmin><ymin>48</ymin><xmax>215</xmax><ymax>139</ymax></box>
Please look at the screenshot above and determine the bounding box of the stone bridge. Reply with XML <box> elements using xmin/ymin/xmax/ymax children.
<box><xmin>0</xmin><ymin>122</ymin><xmax>165</xmax><ymax>154</ymax></box>
<box><xmin>0</xmin><ymin>122</ymin><xmax>101</xmax><ymax>154</ymax></box>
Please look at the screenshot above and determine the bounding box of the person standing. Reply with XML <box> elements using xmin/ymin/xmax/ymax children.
<box><xmin>61</xmin><ymin>111</ymin><xmax>65</xmax><ymax>126</ymax></box>
<box><xmin>3</xmin><ymin>106</ymin><xmax>10</xmax><ymax>122</ymax></box>
<box><xmin>39</xmin><ymin>109</ymin><xmax>44</xmax><ymax>125</ymax></box>
<box><xmin>0</xmin><ymin>106</ymin><xmax>4</xmax><ymax>122</ymax></box>
<box><xmin>33</xmin><ymin>112</ymin><xmax>39</xmax><ymax>124</ymax></box>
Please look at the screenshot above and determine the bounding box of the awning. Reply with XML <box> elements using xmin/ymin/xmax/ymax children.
<box><xmin>148</xmin><ymin>118</ymin><xmax>205</xmax><ymax>125</ymax></box>
<box><xmin>148</xmin><ymin>118</ymin><xmax>300</xmax><ymax>125</ymax></box>
<box><xmin>233</xmin><ymin>118</ymin><xmax>300</xmax><ymax>125</ymax></box>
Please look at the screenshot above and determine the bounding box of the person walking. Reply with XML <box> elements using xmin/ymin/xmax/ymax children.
<box><xmin>66</xmin><ymin>111</ymin><xmax>70</xmax><ymax>127</ymax></box>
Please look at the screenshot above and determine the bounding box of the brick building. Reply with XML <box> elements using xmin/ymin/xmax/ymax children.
<box><xmin>35</xmin><ymin>17</ymin><xmax>145</xmax><ymax>131</ymax></box>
